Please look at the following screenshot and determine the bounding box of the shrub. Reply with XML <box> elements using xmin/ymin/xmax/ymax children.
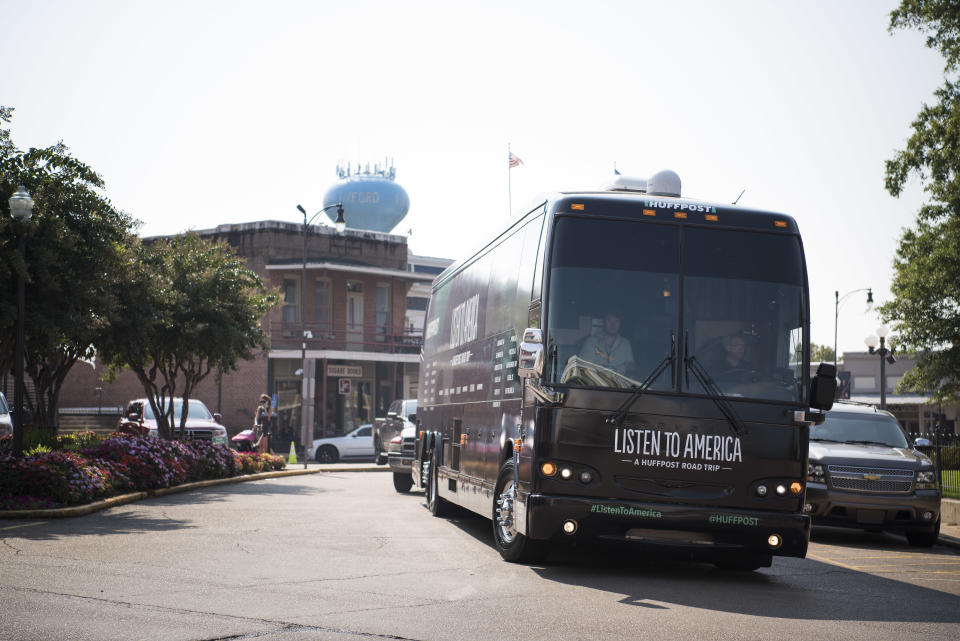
<box><xmin>188</xmin><ymin>440</ymin><xmax>240</xmax><ymax>478</ymax></box>
<box><xmin>0</xmin><ymin>451</ymin><xmax>114</xmax><ymax>507</ymax></box>
<box><xmin>24</xmin><ymin>444</ymin><xmax>52</xmax><ymax>456</ymax></box>
<box><xmin>235</xmin><ymin>452</ymin><xmax>285</xmax><ymax>473</ymax></box>
<box><xmin>0</xmin><ymin>434</ymin><xmax>285</xmax><ymax>510</ymax></box>
<box><xmin>58</xmin><ymin>431</ymin><xmax>102</xmax><ymax>451</ymax></box>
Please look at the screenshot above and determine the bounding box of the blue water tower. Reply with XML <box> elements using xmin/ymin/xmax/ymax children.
<box><xmin>322</xmin><ymin>160</ymin><xmax>410</xmax><ymax>233</ymax></box>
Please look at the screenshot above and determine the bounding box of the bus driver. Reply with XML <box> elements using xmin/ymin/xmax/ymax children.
<box><xmin>579</xmin><ymin>312</ymin><xmax>635</xmax><ymax>374</ymax></box>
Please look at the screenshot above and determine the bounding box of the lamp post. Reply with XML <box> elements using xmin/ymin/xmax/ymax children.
<box><xmin>8</xmin><ymin>185</ymin><xmax>34</xmax><ymax>458</ymax></box>
<box><xmin>834</xmin><ymin>287</ymin><xmax>873</xmax><ymax>370</ymax></box>
<box><xmin>864</xmin><ymin>325</ymin><xmax>896</xmax><ymax>410</ymax></box>
<box><xmin>294</xmin><ymin>202</ymin><xmax>344</xmax><ymax>463</ymax></box>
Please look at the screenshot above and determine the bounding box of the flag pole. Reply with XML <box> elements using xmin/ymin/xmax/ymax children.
<box><xmin>508</xmin><ymin>143</ymin><xmax>513</xmax><ymax>217</ymax></box>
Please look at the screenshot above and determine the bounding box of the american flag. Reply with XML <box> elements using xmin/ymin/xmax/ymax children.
<box><xmin>508</xmin><ymin>151</ymin><xmax>523</xmax><ymax>168</ymax></box>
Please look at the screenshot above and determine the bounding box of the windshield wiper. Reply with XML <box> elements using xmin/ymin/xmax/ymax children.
<box><xmin>842</xmin><ymin>440</ymin><xmax>894</xmax><ymax>447</ymax></box>
<box><xmin>608</xmin><ymin>332</ymin><xmax>675</xmax><ymax>426</ymax></box>
<box><xmin>810</xmin><ymin>438</ymin><xmax>845</xmax><ymax>443</ymax></box>
<box><xmin>684</xmin><ymin>333</ymin><xmax>745</xmax><ymax>437</ymax></box>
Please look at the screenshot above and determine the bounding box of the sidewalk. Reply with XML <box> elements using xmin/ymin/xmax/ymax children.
<box><xmin>939</xmin><ymin>498</ymin><xmax>960</xmax><ymax>550</ymax></box>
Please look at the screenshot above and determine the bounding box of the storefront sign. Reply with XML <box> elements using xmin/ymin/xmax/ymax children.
<box><xmin>328</xmin><ymin>365</ymin><xmax>363</xmax><ymax>377</ymax></box>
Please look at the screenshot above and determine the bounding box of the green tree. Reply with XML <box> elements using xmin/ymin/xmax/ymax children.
<box><xmin>881</xmin><ymin>2</ymin><xmax>960</xmax><ymax>404</ymax></box>
<box><xmin>810</xmin><ymin>343</ymin><xmax>836</xmax><ymax>364</ymax></box>
<box><xmin>1</xmin><ymin>107</ymin><xmax>137</xmax><ymax>436</ymax></box>
<box><xmin>99</xmin><ymin>233</ymin><xmax>278</xmax><ymax>439</ymax></box>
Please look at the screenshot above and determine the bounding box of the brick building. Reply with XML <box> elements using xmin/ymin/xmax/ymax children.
<box><xmin>57</xmin><ymin>220</ymin><xmax>434</xmax><ymax>449</ymax></box>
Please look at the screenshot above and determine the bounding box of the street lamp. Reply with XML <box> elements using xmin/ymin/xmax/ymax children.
<box><xmin>8</xmin><ymin>185</ymin><xmax>34</xmax><ymax>458</ymax></box>
<box><xmin>294</xmin><ymin>202</ymin><xmax>344</xmax><ymax>464</ymax></box>
<box><xmin>834</xmin><ymin>287</ymin><xmax>873</xmax><ymax>370</ymax></box>
<box><xmin>864</xmin><ymin>325</ymin><xmax>896</xmax><ymax>410</ymax></box>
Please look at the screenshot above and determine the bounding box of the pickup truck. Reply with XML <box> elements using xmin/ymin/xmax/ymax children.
<box><xmin>374</xmin><ymin>398</ymin><xmax>417</xmax><ymax>492</ymax></box>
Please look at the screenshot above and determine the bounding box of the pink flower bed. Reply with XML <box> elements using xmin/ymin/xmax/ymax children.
<box><xmin>0</xmin><ymin>433</ymin><xmax>285</xmax><ymax>509</ymax></box>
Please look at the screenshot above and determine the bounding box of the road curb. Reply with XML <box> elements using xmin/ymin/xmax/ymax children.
<box><xmin>0</xmin><ymin>464</ymin><xmax>388</xmax><ymax>519</ymax></box>
<box><xmin>938</xmin><ymin>532</ymin><xmax>960</xmax><ymax>550</ymax></box>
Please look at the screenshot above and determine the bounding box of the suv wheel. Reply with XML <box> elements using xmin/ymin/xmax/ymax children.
<box><xmin>393</xmin><ymin>471</ymin><xmax>413</xmax><ymax>493</ymax></box>
<box><xmin>906</xmin><ymin>517</ymin><xmax>940</xmax><ymax>548</ymax></box>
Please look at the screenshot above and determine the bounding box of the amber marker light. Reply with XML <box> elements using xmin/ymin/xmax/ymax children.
<box><xmin>790</xmin><ymin>481</ymin><xmax>803</xmax><ymax>495</ymax></box>
<box><xmin>643</xmin><ymin>209</ymin><xmax>656</xmax><ymax>216</ymax></box>
<box><xmin>674</xmin><ymin>212</ymin><xmax>688</xmax><ymax>219</ymax></box>
<box><xmin>541</xmin><ymin>462</ymin><xmax>557</xmax><ymax>476</ymax></box>
<box><xmin>705</xmin><ymin>214</ymin><xmax>719</xmax><ymax>221</ymax></box>
<box><xmin>774</xmin><ymin>221</ymin><xmax>788</xmax><ymax>228</ymax></box>
<box><xmin>571</xmin><ymin>203</ymin><xmax>585</xmax><ymax>210</ymax></box>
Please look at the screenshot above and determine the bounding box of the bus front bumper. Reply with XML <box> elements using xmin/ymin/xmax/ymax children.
<box><xmin>526</xmin><ymin>494</ymin><xmax>810</xmax><ymax>558</ymax></box>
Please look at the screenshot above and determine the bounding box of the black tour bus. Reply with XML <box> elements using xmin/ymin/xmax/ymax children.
<box><xmin>411</xmin><ymin>170</ymin><xmax>836</xmax><ymax>570</ymax></box>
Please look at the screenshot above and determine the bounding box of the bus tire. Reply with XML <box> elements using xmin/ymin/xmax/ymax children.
<box><xmin>492</xmin><ymin>463</ymin><xmax>549</xmax><ymax>563</ymax></box>
<box><xmin>426</xmin><ymin>447</ymin><xmax>450</xmax><ymax>517</ymax></box>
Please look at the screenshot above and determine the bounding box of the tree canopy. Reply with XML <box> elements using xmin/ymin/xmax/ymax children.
<box><xmin>1</xmin><ymin>107</ymin><xmax>137</xmax><ymax>432</ymax></box>
<box><xmin>98</xmin><ymin>233</ymin><xmax>278</xmax><ymax>439</ymax></box>
<box><xmin>882</xmin><ymin>1</ymin><xmax>960</xmax><ymax>403</ymax></box>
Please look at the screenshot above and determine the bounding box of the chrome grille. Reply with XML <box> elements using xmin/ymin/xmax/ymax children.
<box><xmin>827</xmin><ymin>465</ymin><xmax>913</xmax><ymax>493</ymax></box>
<box><xmin>401</xmin><ymin>436</ymin><xmax>416</xmax><ymax>455</ymax></box>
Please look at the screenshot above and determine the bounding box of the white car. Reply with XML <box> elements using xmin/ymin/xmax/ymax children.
<box><xmin>307</xmin><ymin>424</ymin><xmax>374</xmax><ymax>463</ymax></box>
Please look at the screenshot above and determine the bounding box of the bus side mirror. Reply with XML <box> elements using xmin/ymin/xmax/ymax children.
<box><xmin>809</xmin><ymin>363</ymin><xmax>837</xmax><ymax>411</ymax></box>
<box><xmin>518</xmin><ymin>328</ymin><xmax>544</xmax><ymax>379</ymax></box>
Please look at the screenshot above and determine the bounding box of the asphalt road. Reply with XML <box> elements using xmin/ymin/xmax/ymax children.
<box><xmin>1</xmin><ymin>472</ymin><xmax>958</xmax><ymax>641</ymax></box>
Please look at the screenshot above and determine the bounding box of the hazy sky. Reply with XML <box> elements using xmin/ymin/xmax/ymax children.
<box><xmin>1</xmin><ymin>0</ymin><xmax>945</xmax><ymax>357</ymax></box>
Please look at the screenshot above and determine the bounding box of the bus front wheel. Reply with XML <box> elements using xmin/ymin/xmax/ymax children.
<box><xmin>492</xmin><ymin>463</ymin><xmax>549</xmax><ymax>563</ymax></box>
<box><xmin>426</xmin><ymin>448</ymin><xmax>450</xmax><ymax>517</ymax></box>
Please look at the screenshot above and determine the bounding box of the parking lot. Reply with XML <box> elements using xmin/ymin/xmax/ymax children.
<box><xmin>1</xmin><ymin>471</ymin><xmax>958</xmax><ymax>641</ymax></box>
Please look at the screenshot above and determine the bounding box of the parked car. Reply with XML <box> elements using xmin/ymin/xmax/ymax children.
<box><xmin>0</xmin><ymin>391</ymin><xmax>11</xmax><ymax>438</ymax></box>
<box><xmin>307</xmin><ymin>424</ymin><xmax>374</xmax><ymax>463</ymax></box>
<box><xmin>120</xmin><ymin>398</ymin><xmax>228</xmax><ymax>445</ymax></box>
<box><xmin>373</xmin><ymin>398</ymin><xmax>416</xmax><ymax>465</ymax></box>
<box><xmin>386</xmin><ymin>425</ymin><xmax>417</xmax><ymax>493</ymax></box>
<box><xmin>806</xmin><ymin>401</ymin><xmax>941</xmax><ymax>546</ymax></box>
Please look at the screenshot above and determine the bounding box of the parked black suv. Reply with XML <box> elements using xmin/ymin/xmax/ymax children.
<box><xmin>806</xmin><ymin>401</ymin><xmax>941</xmax><ymax>546</ymax></box>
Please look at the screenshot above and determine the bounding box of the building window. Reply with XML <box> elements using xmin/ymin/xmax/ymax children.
<box><xmin>346</xmin><ymin>281</ymin><xmax>363</xmax><ymax>337</ymax></box>
<box><xmin>376</xmin><ymin>283</ymin><xmax>391</xmax><ymax>339</ymax></box>
<box><xmin>854</xmin><ymin>376</ymin><xmax>875</xmax><ymax>391</ymax></box>
<box><xmin>315</xmin><ymin>279</ymin><xmax>331</xmax><ymax>332</ymax></box>
<box><xmin>282</xmin><ymin>278</ymin><xmax>299</xmax><ymax>322</ymax></box>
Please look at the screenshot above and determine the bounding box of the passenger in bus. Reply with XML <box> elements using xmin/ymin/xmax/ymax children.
<box><xmin>579</xmin><ymin>312</ymin><xmax>634</xmax><ymax>374</ymax></box>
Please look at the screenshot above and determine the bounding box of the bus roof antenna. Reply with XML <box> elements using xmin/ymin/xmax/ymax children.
<box><xmin>733</xmin><ymin>189</ymin><xmax>745</xmax><ymax>205</ymax></box>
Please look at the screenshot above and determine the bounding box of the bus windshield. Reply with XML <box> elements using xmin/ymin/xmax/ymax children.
<box><xmin>546</xmin><ymin>216</ymin><xmax>806</xmax><ymax>403</ymax></box>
